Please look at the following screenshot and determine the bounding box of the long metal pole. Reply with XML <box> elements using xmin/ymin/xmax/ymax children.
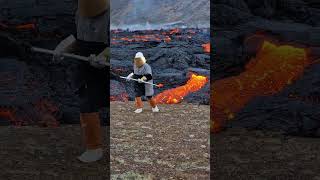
<box><xmin>119</xmin><ymin>76</ymin><xmax>163</xmax><ymax>88</ymax></box>
<box><xmin>31</xmin><ymin>47</ymin><xmax>109</xmax><ymax>66</ymax></box>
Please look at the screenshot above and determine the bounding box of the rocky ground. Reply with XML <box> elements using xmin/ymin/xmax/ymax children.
<box><xmin>0</xmin><ymin>125</ymin><xmax>109</xmax><ymax>180</ymax></box>
<box><xmin>212</xmin><ymin>128</ymin><xmax>320</xmax><ymax>180</ymax></box>
<box><xmin>110</xmin><ymin>102</ymin><xmax>210</xmax><ymax>179</ymax></box>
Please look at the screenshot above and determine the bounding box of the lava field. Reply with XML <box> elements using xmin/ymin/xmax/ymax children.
<box><xmin>110</xmin><ymin>28</ymin><xmax>210</xmax><ymax>105</ymax></box>
<box><xmin>0</xmin><ymin>32</ymin><xmax>108</xmax><ymax>126</ymax></box>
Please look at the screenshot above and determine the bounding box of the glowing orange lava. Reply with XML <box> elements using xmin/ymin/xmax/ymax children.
<box><xmin>15</xmin><ymin>23</ymin><xmax>36</xmax><ymax>30</ymax></box>
<box><xmin>111</xmin><ymin>28</ymin><xmax>198</xmax><ymax>44</ymax></box>
<box><xmin>110</xmin><ymin>93</ymin><xmax>129</xmax><ymax>102</ymax></box>
<box><xmin>0</xmin><ymin>109</ymin><xmax>16</xmax><ymax>123</ymax></box>
<box><xmin>169</xmin><ymin>28</ymin><xmax>180</xmax><ymax>35</ymax></box>
<box><xmin>116</xmin><ymin>34</ymin><xmax>163</xmax><ymax>42</ymax></box>
<box><xmin>164</xmin><ymin>36</ymin><xmax>172</xmax><ymax>43</ymax></box>
<box><xmin>202</xmin><ymin>43</ymin><xmax>210</xmax><ymax>53</ymax></box>
<box><xmin>0</xmin><ymin>99</ymin><xmax>59</xmax><ymax>127</ymax></box>
<box><xmin>211</xmin><ymin>41</ymin><xmax>311</xmax><ymax>133</ymax></box>
<box><xmin>114</xmin><ymin>34</ymin><xmax>171</xmax><ymax>43</ymax></box>
<box><xmin>154</xmin><ymin>73</ymin><xmax>208</xmax><ymax>104</ymax></box>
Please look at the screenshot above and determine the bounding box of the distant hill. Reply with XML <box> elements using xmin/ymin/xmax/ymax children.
<box><xmin>111</xmin><ymin>0</ymin><xmax>210</xmax><ymax>30</ymax></box>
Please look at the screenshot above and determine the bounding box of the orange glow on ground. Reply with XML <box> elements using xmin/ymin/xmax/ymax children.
<box><xmin>111</xmin><ymin>28</ymin><xmax>197</xmax><ymax>44</ymax></box>
<box><xmin>15</xmin><ymin>23</ymin><xmax>36</xmax><ymax>30</ymax></box>
<box><xmin>0</xmin><ymin>109</ymin><xmax>15</xmax><ymax>123</ymax></box>
<box><xmin>202</xmin><ymin>43</ymin><xmax>210</xmax><ymax>53</ymax></box>
<box><xmin>169</xmin><ymin>28</ymin><xmax>181</xmax><ymax>35</ymax></box>
<box><xmin>110</xmin><ymin>93</ymin><xmax>129</xmax><ymax>102</ymax></box>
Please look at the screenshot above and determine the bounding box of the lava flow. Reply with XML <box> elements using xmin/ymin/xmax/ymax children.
<box><xmin>202</xmin><ymin>43</ymin><xmax>210</xmax><ymax>53</ymax></box>
<box><xmin>0</xmin><ymin>22</ymin><xmax>36</xmax><ymax>31</ymax></box>
<box><xmin>0</xmin><ymin>99</ymin><xmax>59</xmax><ymax>127</ymax></box>
<box><xmin>110</xmin><ymin>93</ymin><xmax>129</xmax><ymax>102</ymax></box>
<box><xmin>154</xmin><ymin>73</ymin><xmax>208</xmax><ymax>104</ymax></box>
<box><xmin>111</xmin><ymin>28</ymin><xmax>199</xmax><ymax>44</ymax></box>
<box><xmin>211</xmin><ymin>40</ymin><xmax>311</xmax><ymax>133</ymax></box>
<box><xmin>0</xmin><ymin>108</ymin><xmax>16</xmax><ymax>124</ymax></box>
<box><xmin>169</xmin><ymin>28</ymin><xmax>181</xmax><ymax>35</ymax></box>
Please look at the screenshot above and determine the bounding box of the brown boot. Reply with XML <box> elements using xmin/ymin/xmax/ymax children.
<box><xmin>78</xmin><ymin>112</ymin><xmax>103</xmax><ymax>163</ymax></box>
<box><xmin>134</xmin><ymin>97</ymin><xmax>143</xmax><ymax>113</ymax></box>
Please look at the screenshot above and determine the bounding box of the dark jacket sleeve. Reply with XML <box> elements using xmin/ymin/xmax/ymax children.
<box><xmin>144</xmin><ymin>74</ymin><xmax>153</xmax><ymax>81</ymax></box>
<box><xmin>132</xmin><ymin>74</ymin><xmax>141</xmax><ymax>79</ymax></box>
<box><xmin>133</xmin><ymin>74</ymin><xmax>152</xmax><ymax>80</ymax></box>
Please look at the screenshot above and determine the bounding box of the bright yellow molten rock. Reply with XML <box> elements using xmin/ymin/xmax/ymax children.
<box><xmin>211</xmin><ymin>41</ymin><xmax>310</xmax><ymax>133</ymax></box>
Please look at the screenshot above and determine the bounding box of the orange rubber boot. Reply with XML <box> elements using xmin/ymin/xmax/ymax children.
<box><xmin>135</xmin><ymin>97</ymin><xmax>143</xmax><ymax>108</ymax></box>
<box><xmin>148</xmin><ymin>98</ymin><xmax>156</xmax><ymax>108</ymax></box>
<box><xmin>78</xmin><ymin>112</ymin><xmax>103</xmax><ymax>163</ymax></box>
<box><xmin>134</xmin><ymin>97</ymin><xmax>143</xmax><ymax>113</ymax></box>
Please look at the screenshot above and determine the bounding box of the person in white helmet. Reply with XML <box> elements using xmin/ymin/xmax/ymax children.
<box><xmin>126</xmin><ymin>52</ymin><xmax>160</xmax><ymax>113</ymax></box>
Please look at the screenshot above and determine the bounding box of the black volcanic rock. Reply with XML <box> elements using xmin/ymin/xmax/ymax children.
<box><xmin>213</xmin><ymin>4</ymin><xmax>254</xmax><ymax>26</ymax></box>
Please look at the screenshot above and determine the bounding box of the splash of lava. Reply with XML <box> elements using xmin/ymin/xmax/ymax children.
<box><xmin>202</xmin><ymin>43</ymin><xmax>210</xmax><ymax>53</ymax></box>
<box><xmin>154</xmin><ymin>73</ymin><xmax>208</xmax><ymax>104</ymax></box>
<box><xmin>211</xmin><ymin>40</ymin><xmax>311</xmax><ymax>133</ymax></box>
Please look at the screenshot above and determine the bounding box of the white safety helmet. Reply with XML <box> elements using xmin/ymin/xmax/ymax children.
<box><xmin>134</xmin><ymin>52</ymin><xmax>146</xmax><ymax>63</ymax></box>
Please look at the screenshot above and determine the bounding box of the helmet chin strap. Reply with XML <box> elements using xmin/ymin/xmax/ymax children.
<box><xmin>135</xmin><ymin>63</ymin><xmax>144</xmax><ymax>68</ymax></box>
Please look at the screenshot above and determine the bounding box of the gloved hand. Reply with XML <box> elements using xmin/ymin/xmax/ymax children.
<box><xmin>138</xmin><ymin>76</ymin><xmax>147</xmax><ymax>83</ymax></box>
<box><xmin>52</xmin><ymin>35</ymin><xmax>76</xmax><ymax>63</ymax></box>
<box><xmin>88</xmin><ymin>54</ymin><xmax>106</xmax><ymax>69</ymax></box>
<box><xmin>52</xmin><ymin>50</ymin><xmax>64</xmax><ymax>63</ymax></box>
<box><xmin>126</xmin><ymin>73</ymin><xmax>134</xmax><ymax>81</ymax></box>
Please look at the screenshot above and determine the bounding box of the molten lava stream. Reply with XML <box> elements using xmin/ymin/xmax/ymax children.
<box><xmin>0</xmin><ymin>109</ymin><xmax>16</xmax><ymax>124</ymax></box>
<box><xmin>202</xmin><ymin>43</ymin><xmax>210</xmax><ymax>53</ymax></box>
<box><xmin>110</xmin><ymin>93</ymin><xmax>129</xmax><ymax>102</ymax></box>
<box><xmin>15</xmin><ymin>23</ymin><xmax>36</xmax><ymax>30</ymax></box>
<box><xmin>154</xmin><ymin>73</ymin><xmax>208</xmax><ymax>104</ymax></box>
<box><xmin>169</xmin><ymin>28</ymin><xmax>180</xmax><ymax>35</ymax></box>
<box><xmin>164</xmin><ymin>36</ymin><xmax>171</xmax><ymax>43</ymax></box>
<box><xmin>211</xmin><ymin>41</ymin><xmax>311</xmax><ymax>133</ymax></box>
